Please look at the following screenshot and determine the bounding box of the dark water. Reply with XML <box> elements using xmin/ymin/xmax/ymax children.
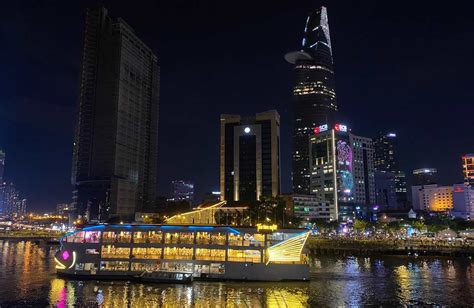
<box><xmin>1</xmin><ymin>240</ymin><xmax>473</xmax><ymax>307</ymax></box>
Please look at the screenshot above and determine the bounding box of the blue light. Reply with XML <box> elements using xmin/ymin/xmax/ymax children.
<box><xmin>188</xmin><ymin>226</ymin><xmax>214</xmax><ymax>230</ymax></box>
<box><xmin>226</xmin><ymin>227</ymin><xmax>240</xmax><ymax>235</ymax></box>
<box><xmin>160</xmin><ymin>226</ymin><xmax>181</xmax><ymax>229</ymax></box>
<box><xmin>83</xmin><ymin>225</ymin><xmax>105</xmax><ymax>231</ymax></box>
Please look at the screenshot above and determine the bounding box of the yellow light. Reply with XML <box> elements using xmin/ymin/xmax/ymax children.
<box><xmin>266</xmin><ymin>231</ymin><xmax>310</xmax><ymax>265</ymax></box>
<box><xmin>256</xmin><ymin>223</ymin><xmax>278</xmax><ymax>232</ymax></box>
<box><xmin>54</xmin><ymin>257</ymin><xmax>66</xmax><ymax>270</ymax></box>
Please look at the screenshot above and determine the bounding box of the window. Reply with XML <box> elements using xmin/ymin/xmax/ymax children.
<box><xmin>227</xmin><ymin>249</ymin><xmax>261</xmax><ymax>263</ymax></box>
<box><xmin>164</xmin><ymin>233</ymin><xmax>179</xmax><ymax>244</ymax></box>
<box><xmin>86</xmin><ymin>248</ymin><xmax>100</xmax><ymax>255</ymax></box>
<box><xmin>131</xmin><ymin>262</ymin><xmax>160</xmax><ymax>272</ymax></box>
<box><xmin>100</xmin><ymin>261</ymin><xmax>129</xmax><ymax>271</ymax></box>
<box><xmin>196</xmin><ymin>232</ymin><xmax>211</xmax><ymax>245</ymax></box>
<box><xmin>101</xmin><ymin>245</ymin><xmax>130</xmax><ymax>259</ymax></box>
<box><xmin>163</xmin><ymin>247</ymin><xmax>193</xmax><ymax>260</ymax></box>
<box><xmin>195</xmin><ymin>248</ymin><xmax>225</xmax><ymax>261</ymax></box>
<box><xmin>132</xmin><ymin>247</ymin><xmax>161</xmax><ymax>259</ymax></box>
<box><xmin>133</xmin><ymin>231</ymin><xmax>162</xmax><ymax>243</ymax></box>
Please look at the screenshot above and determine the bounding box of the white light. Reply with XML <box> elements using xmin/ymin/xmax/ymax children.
<box><xmin>244</xmin><ymin>127</ymin><xmax>251</xmax><ymax>133</ymax></box>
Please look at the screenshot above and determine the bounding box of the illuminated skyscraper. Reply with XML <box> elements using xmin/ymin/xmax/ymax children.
<box><xmin>462</xmin><ymin>154</ymin><xmax>474</xmax><ymax>185</ymax></box>
<box><xmin>220</xmin><ymin>111</ymin><xmax>281</xmax><ymax>202</ymax></box>
<box><xmin>309</xmin><ymin>123</ymin><xmax>376</xmax><ymax>221</ymax></box>
<box><xmin>71</xmin><ymin>7</ymin><xmax>159</xmax><ymax>222</ymax></box>
<box><xmin>285</xmin><ymin>6</ymin><xmax>337</xmax><ymax>194</ymax></box>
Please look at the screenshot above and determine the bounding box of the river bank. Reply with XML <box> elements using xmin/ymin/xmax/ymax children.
<box><xmin>307</xmin><ymin>237</ymin><xmax>474</xmax><ymax>257</ymax></box>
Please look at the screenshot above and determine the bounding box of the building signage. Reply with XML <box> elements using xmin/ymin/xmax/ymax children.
<box><xmin>314</xmin><ymin>124</ymin><xmax>328</xmax><ymax>134</ymax></box>
<box><xmin>256</xmin><ymin>223</ymin><xmax>278</xmax><ymax>233</ymax></box>
<box><xmin>334</xmin><ymin>123</ymin><xmax>347</xmax><ymax>132</ymax></box>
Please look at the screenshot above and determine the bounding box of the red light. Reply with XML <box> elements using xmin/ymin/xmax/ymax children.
<box><xmin>334</xmin><ymin>123</ymin><xmax>340</xmax><ymax>131</ymax></box>
<box><xmin>314</xmin><ymin>127</ymin><xmax>320</xmax><ymax>134</ymax></box>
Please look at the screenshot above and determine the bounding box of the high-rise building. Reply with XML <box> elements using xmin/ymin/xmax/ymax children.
<box><xmin>413</xmin><ymin>168</ymin><xmax>438</xmax><ymax>186</ymax></box>
<box><xmin>462</xmin><ymin>154</ymin><xmax>474</xmax><ymax>185</ymax></box>
<box><xmin>452</xmin><ymin>184</ymin><xmax>474</xmax><ymax>220</ymax></box>
<box><xmin>411</xmin><ymin>184</ymin><xmax>452</xmax><ymax>212</ymax></box>
<box><xmin>285</xmin><ymin>6</ymin><xmax>338</xmax><ymax>194</ymax></box>
<box><xmin>0</xmin><ymin>182</ymin><xmax>25</xmax><ymax>218</ymax></box>
<box><xmin>0</xmin><ymin>150</ymin><xmax>5</xmax><ymax>182</ymax></box>
<box><xmin>373</xmin><ymin>132</ymin><xmax>407</xmax><ymax>209</ymax></box>
<box><xmin>220</xmin><ymin>110</ymin><xmax>281</xmax><ymax>202</ymax></box>
<box><xmin>374</xmin><ymin>171</ymin><xmax>397</xmax><ymax>210</ymax></box>
<box><xmin>170</xmin><ymin>180</ymin><xmax>194</xmax><ymax>203</ymax></box>
<box><xmin>71</xmin><ymin>7</ymin><xmax>160</xmax><ymax>222</ymax></box>
<box><xmin>309</xmin><ymin>123</ymin><xmax>376</xmax><ymax>220</ymax></box>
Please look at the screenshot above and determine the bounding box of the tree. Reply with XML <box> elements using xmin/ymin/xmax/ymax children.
<box><xmin>353</xmin><ymin>220</ymin><xmax>368</xmax><ymax>233</ymax></box>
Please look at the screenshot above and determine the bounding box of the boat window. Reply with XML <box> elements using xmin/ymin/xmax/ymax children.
<box><xmin>163</xmin><ymin>247</ymin><xmax>193</xmax><ymax>260</ymax></box>
<box><xmin>83</xmin><ymin>231</ymin><xmax>101</xmax><ymax>243</ymax></box>
<box><xmin>100</xmin><ymin>261</ymin><xmax>129</xmax><ymax>271</ymax></box>
<box><xmin>164</xmin><ymin>232</ymin><xmax>179</xmax><ymax>244</ymax></box>
<box><xmin>228</xmin><ymin>233</ymin><xmax>244</xmax><ymax>246</ymax></box>
<box><xmin>85</xmin><ymin>248</ymin><xmax>100</xmax><ymax>255</ymax></box>
<box><xmin>210</xmin><ymin>263</ymin><xmax>225</xmax><ymax>274</ymax></box>
<box><xmin>133</xmin><ymin>231</ymin><xmax>162</xmax><ymax>243</ymax></box>
<box><xmin>131</xmin><ymin>247</ymin><xmax>161</xmax><ymax>259</ymax></box>
<box><xmin>178</xmin><ymin>232</ymin><xmax>194</xmax><ymax>244</ymax></box>
<box><xmin>195</xmin><ymin>232</ymin><xmax>211</xmax><ymax>245</ymax></box>
<box><xmin>210</xmin><ymin>232</ymin><xmax>226</xmax><ymax>245</ymax></box>
<box><xmin>195</xmin><ymin>248</ymin><xmax>225</xmax><ymax>261</ymax></box>
<box><xmin>116</xmin><ymin>231</ymin><xmax>132</xmax><ymax>243</ymax></box>
<box><xmin>161</xmin><ymin>262</ymin><xmax>193</xmax><ymax>273</ymax></box>
<box><xmin>102</xmin><ymin>232</ymin><xmax>117</xmax><ymax>243</ymax></box>
<box><xmin>227</xmin><ymin>249</ymin><xmax>261</xmax><ymax>263</ymax></box>
<box><xmin>101</xmin><ymin>245</ymin><xmax>130</xmax><ymax>259</ymax></box>
<box><xmin>131</xmin><ymin>262</ymin><xmax>160</xmax><ymax>272</ymax></box>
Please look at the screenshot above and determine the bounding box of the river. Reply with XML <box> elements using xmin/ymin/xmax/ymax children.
<box><xmin>0</xmin><ymin>240</ymin><xmax>473</xmax><ymax>306</ymax></box>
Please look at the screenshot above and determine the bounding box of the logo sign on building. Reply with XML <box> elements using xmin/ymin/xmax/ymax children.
<box><xmin>314</xmin><ymin>124</ymin><xmax>328</xmax><ymax>135</ymax></box>
<box><xmin>334</xmin><ymin>123</ymin><xmax>347</xmax><ymax>132</ymax></box>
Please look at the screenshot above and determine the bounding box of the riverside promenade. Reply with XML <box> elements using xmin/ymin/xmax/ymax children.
<box><xmin>307</xmin><ymin>236</ymin><xmax>474</xmax><ymax>257</ymax></box>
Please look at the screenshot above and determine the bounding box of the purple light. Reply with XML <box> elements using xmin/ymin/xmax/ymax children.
<box><xmin>62</xmin><ymin>250</ymin><xmax>70</xmax><ymax>261</ymax></box>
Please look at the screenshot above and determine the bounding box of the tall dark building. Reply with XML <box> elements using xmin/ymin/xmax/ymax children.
<box><xmin>374</xmin><ymin>132</ymin><xmax>407</xmax><ymax>209</ymax></box>
<box><xmin>71</xmin><ymin>7</ymin><xmax>159</xmax><ymax>222</ymax></box>
<box><xmin>170</xmin><ymin>180</ymin><xmax>194</xmax><ymax>203</ymax></box>
<box><xmin>220</xmin><ymin>111</ymin><xmax>281</xmax><ymax>202</ymax></box>
<box><xmin>285</xmin><ymin>6</ymin><xmax>337</xmax><ymax>194</ymax></box>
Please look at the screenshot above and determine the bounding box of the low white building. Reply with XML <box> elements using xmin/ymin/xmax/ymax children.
<box><xmin>292</xmin><ymin>194</ymin><xmax>334</xmax><ymax>221</ymax></box>
<box><xmin>451</xmin><ymin>184</ymin><xmax>474</xmax><ymax>220</ymax></box>
<box><xmin>411</xmin><ymin>184</ymin><xmax>453</xmax><ymax>212</ymax></box>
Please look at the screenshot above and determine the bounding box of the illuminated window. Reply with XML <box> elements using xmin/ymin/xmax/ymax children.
<box><xmin>195</xmin><ymin>248</ymin><xmax>225</xmax><ymax>261</ymax></box>
<box><xmin>131</xmin><ymin>262</ymin><xmax>160</xmax><ymax>272</ymax></box>
<box><xmin>227</xmin><ymin>249</ymin><xmax>261</xmax><ymax>263</ymax></box>
<box><xmin>133</xmin><ymin>231</ymin><xmax>162</xmax><ymax>243</ymax></box>
<box><xmin>100</xmin><ymin>261</ymin><xmax>129</xmax><ymax>271</ymax></box>
<box><xmin>163</xmin><ymin>247</ymin><xmax>193</xmax><ymax>260</ymax></box>
<box><xmin>131</xmin><ymin>247</ymin><xmax>161</xmax><ymax>259</ymax></box>
<box><xmin>101</xmin><ymin>245</ymin><xmax>130</xmax><ymax>259</ymax></box>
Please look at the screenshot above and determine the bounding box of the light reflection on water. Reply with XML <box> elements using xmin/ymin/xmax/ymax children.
<box><xmin>1</xmin><ymin>240</ymin><xmax>474</xmax><ymax>306</ymax></box>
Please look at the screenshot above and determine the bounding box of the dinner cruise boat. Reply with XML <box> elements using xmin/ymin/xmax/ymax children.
<box><xmin>55</xmin><ymin>224</ymin><xmax>311</xmax><ymax>281</ymax></box>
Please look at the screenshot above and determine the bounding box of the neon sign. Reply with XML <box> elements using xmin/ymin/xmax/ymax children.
<box><xmin>334</xmin><ymin>123</ymin><xmax>347</xmax><ymax>132</ymax></box>
<box><xmin>314</xmin><ymin>124</ymin><xmax>328</xmax><ymax>134</ymax></box>
<box><xmin>257</xmin><ymin>223</ymin><xmax>278</xmax><ymax>233</ymax></box>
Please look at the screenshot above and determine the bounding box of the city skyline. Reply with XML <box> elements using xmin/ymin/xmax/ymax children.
<box><xmin>1</xmin><ymin>1</ymin><xmax>473</xmax><ymax>211</ymax></box>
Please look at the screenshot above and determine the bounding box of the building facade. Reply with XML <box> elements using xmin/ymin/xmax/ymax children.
<box><xmin>0</xmin><ymin>150</ymin><xmax>5</xmax><ymax>182</ymax></box>
<box><xmin>220</xmin><ymin>111</ymin><xmax>281</xmax><ymax>202</ymax></box>
<box><xmin>0</xmin><ymin>182</ymin><xmax>26</xmax><ymax>218</ymax></box>
<box><xmin>170</xmin><ymin>180</ymin><xmax>194</xmax><ymax>203</ymax></box>
<box><xmin>285</xmin><ymin>6</ymin><xmax>338</xmax><ymax>194</ymax></box>
<box><xmin>374</xmin><ymin>170</ymin><xmax>397</xmax><ymax>210</ymax></box>
<box><xmin>412</xmin><ymin>168</ymin><xmax>438</xmax><ymax>186</ymax></box>
<box><xmin>452</xmin><ymin>184</ymin><xmax>474</xmax><ymax>220</ymax></box>
<box><xmin>308</xmin><ymin>123</ymin><xmax>375</xmax><ymax>220</ymax></box>
<box><xmin>71</xmin><ymin>7</ymin><xmax>160</xmax><ymax>222</ymax></box>
<box><xmin>373</xmin><ymin>132</ymin><xmax>407</xmax><ymax>209</ymax></box>
<box><xmin>411</xmin><ymin>184</ymin><xmax>453</xmax><ymax>212</ymax></box>
<box><xmin>292</xmin><ymin>194</ymin><xmax>331</xmax><ymax>221</ymax></box>
<box><xmin>463</xmin><ymin>154</ymin><xmax>474</xmax><ymax>185</ymax></box>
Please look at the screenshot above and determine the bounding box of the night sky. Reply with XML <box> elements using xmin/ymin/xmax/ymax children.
<box><xmin>1</xmin><ymin>1</ymin><xmax>473</xmax><ymax>211</ymax></box>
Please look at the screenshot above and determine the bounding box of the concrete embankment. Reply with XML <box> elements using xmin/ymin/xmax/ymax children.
<box><xmin>307</xmin><ymin>237</ymin><xmax>474</xmax><ymax>257</ymax></box>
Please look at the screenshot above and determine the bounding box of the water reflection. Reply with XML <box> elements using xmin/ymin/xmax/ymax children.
<box><xmin>1</xmin><ymin>240</ymin><xmax>474</xmax><ymax>306</ymax></box>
